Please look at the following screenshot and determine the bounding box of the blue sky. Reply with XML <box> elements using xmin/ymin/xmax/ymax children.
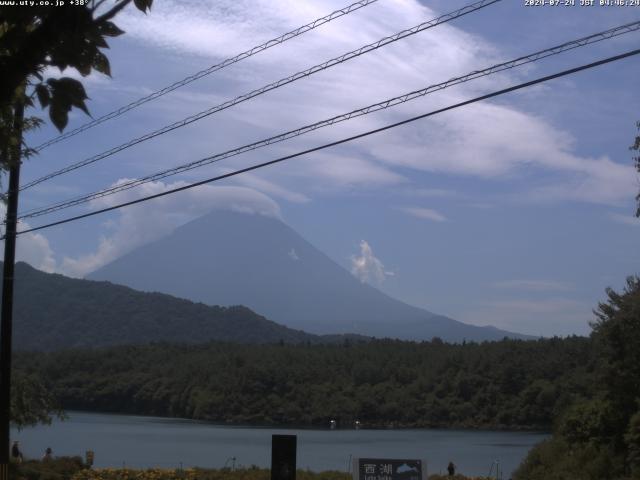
<box><xmin>6</xmin><ymin>0</ymin><xmax>640</xmax><ymax>336</ymax></box>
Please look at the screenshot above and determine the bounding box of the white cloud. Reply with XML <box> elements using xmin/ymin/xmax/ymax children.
<box><xmin>288</xmin><ymin>248</ymin><xmax>299</xmax><ymax>261</ymax></box>
<box><xmin>302</xmin><ymin>152</ymin><xmax>406</xmax><ymax>187</ymax></box>
<box><xmin>224</xmin><ymin>170</ymin><xmax>310</xmax><ymax>203</ymax></box>
<box><xmin>400</xmin><ymin>206</ymin><xmax>447</xmax><ymax>222</ymax></box>
<box><xmin>14</xmin><ymin>228</ymin><xmax>56</xmax><ymax>273</ymax></box>
<box><xmin>350</xmin><ymin>240</ymin><xmax>393</xmax><ymax>285</ymax></box>
<box><xmin>372</xmin><ymin>102</ymin><xmax>637</xmax><ymax>206</ymax></box>
<box><xmin>60</xmin><ymin>180</ymin><xmax>281</xmax><ymax>278</ymax></box>
<box><xmin>0</xmin><ymin>206</ymin><xmax>56</xmax><ymax>273</ymax></box>
<box><xmin>119</xmin><ymin>0</ymin><xmax>319</xmax><ymax>60</ymax></box>
<box><xmin>108</xmin><ymin>0</ymin><xmax>636</xmax><ymax>208</ymax></box>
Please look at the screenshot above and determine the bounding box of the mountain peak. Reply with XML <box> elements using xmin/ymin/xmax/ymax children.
<box><xmin>88</xmin><ymin>210</ymin><xmax>530</xmax><ymax>342</ymax></box>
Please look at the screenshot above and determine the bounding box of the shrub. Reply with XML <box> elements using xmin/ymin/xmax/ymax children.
<box><xmin>11</xmin><ymin>456</ymin><xmax>86</xmax><ymax>480</ymax></box>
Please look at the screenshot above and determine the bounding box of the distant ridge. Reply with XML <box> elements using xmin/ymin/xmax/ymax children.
<box><xmin>89</xmin><ymin>210</ymin><xmax>531</xmax><ymax>342</ymax></box>
<box><xmin>2</xmin><ymin>262</ymin><xmax>333</xmax><ymax>351</ymax></box>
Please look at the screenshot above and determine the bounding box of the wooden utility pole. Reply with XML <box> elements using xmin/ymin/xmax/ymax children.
<box><xmin>0</xmin><ymin>101</ymin><xmax>24</xmax><ymax>480</ymax></box>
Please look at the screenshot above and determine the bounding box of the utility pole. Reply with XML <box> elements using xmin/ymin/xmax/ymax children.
<box><xmin>0</xmin><ymin>101</ymin><xmax>24</xmax><ymax>480</ymax></box>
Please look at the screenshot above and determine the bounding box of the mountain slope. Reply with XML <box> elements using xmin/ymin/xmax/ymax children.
<box><xmin>88</xmin><ymin>210</ymin><xmax>528</xmax><ymax>341</ymax></box>
<box><xmin>2</xmin><ymin>262</ymin><xmax>321</xmax><ymax>351</ymax></box>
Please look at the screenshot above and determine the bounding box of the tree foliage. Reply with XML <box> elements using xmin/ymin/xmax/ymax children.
<box><xmin>591</xmin><ymin>277</ymin><xmax>640</xmax><ymax>444</ymax></box>
<box><xmin>15</xmin><ymin>336</ymin><xmax>593</xmax><ymax>430</ymax></box>
<box><xmin>626</xmin><ymin>410</ymin><xmax>640</xmax><ymax>478</ymax></box>
<box><xmin>514</xmin><ymin>436</ymin><xmax>621</xmax><ymax>480</ymax></box>
<box><xmin>516</xmin><ymin>278</ymin><xmax>640</xmax><ymax>479</ymax></box>
<box><xmin>0</xmin><ymin>0</ymin><xmax>152</xmax><ymax>428</ymax></box>
<box><xmin>0</xmin><ymin>0</ymin><xmax>153</xmax><ymax>171</ymax></box>
<box><xmin>10</xmin><ymin>371</ymin><xmax>63</xmax><ymax>428</ymax></box>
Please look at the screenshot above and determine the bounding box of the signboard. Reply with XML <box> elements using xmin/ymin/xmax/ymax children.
<box><xmin>353</xmin><ymin>458</ymin><xmax>424</xmax><ymax>480</ymax></box>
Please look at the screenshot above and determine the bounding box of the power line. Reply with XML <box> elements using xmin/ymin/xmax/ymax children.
<box><xmin>21</xmin><ymin>0</ymin><xmax>503</xmax><ymax>191</ymax></box>
<box><xmin>31</xmin><ymin>0</ymin><xmax>380</xmax><ymax>152</ymax></box>
<box><xmin>17</xmin><ymin>21</ymin><xmax>640</xmax><ymax>221</ymax></box>
<box><xmin>12</xmin><ymin>48</ymin><xmax>640</xmax><ymax>238</ymax></box>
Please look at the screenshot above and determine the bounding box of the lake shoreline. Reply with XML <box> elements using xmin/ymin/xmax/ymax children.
<box><xmin>13</xmin><ymin>411</ymin><xmax>548</xmax><ymax>476</ymax></box>
<box><xmin>60</xmin><ymin>408</ymin><xmax>551</xmax><ymax>434</ymax></box>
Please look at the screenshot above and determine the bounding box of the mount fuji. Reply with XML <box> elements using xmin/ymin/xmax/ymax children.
<box><xmin>88</xmin><ymin>210</ymin><xmax>529</xmax><ymax>342</ymax></box>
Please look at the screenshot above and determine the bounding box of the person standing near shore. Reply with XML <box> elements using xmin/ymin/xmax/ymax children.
<box><xmin>11</xmin><ymin>441</ymin><xmax>23</xmax><ymax>463</ymax></box>
<box><xmin>447</xmin><ymin>461</ymin><xmax>456</xmax><ymax>476</ymax></box>
<box><xmin>42</xmin><ymin>447</ymin><xmax>53</xmax><ymax>461</ymax></box>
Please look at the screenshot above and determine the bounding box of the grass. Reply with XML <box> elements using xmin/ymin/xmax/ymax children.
<box><xmin>11</xmin><ymin>458</ymin><xmax>494</xmax><ymax>480</ymax></box>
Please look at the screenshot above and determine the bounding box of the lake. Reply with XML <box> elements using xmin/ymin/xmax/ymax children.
<box><xmin>11</xmin><ymin>412</ymin><xmax>548</xmax><ymax>477</ymax></box>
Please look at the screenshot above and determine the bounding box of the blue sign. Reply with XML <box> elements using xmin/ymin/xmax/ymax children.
<box><xmin>354</xmin><ymin>458</ymin><xmax>424</xmax><ymax>480</ymax></box>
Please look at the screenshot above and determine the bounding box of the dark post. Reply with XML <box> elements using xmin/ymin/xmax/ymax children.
<box><xmin>0</xmin><ymin>101</ymin><xmax>24</xmax><ymax>480</ymax></box>
<box><xmin>271</xmin><ymin>434</ymin><xmax>296</xmax><ymax>480</ymax></box>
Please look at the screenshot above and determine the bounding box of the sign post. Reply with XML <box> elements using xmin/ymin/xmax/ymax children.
<box><xmin>352</xmin><ymin>458</ymin><xmax>425</xmax><ymax>480</ymax></box>
<box><xmin>271</xmin><ymin>434</ymin><xmax>296</xmax><ymax>480</ymax></box>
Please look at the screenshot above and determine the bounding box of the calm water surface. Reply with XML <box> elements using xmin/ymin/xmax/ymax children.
<box><xmin>12</xmin><ymin>412</ymin><xmax>548</xmax><ymax>477</ymax></box>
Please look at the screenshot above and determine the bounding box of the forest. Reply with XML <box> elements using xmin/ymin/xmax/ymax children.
<box><xmin>513</xmin><ymin>277</ymin><xmax>640</xmax><ymax>480</ymax></box>
<box><xmin>15</xmin><ymin>335</ymin><xmax>592</xmax><ymax>430</ymax></box>
<box><xmin>9</xmin><ymin>277</ymin><xmax>640</xmax><ymax>479</ymax></box>
<box><xmin>10</xmin><ymin>274</ymin><xmax>640</xmax><ymax>480</ymax></box>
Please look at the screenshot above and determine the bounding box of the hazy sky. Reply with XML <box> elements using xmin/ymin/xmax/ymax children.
<box><xmin>6</xmin><ymin>0</ymin><xmax>640</xmax><ymax>337</ymax></box>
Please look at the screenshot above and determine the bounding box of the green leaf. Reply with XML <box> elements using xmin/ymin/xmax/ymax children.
<box><xmin>46</xmin><ymin>77</ymin><xmax>91</xmax><ymax>130</ymax></box>
<box><xmin>72</xmin><ymin>98</ymin><xmax>90</xmax><ymax>116</ymax></box>
<box><xmin>35</xmin><ymin>83</ymin><xmax>50</xmax><ymax>108</ymax></box>
<box><xmin>49</xmin><ymin>101</ymin><xmax>68</xmax><ymax>132</ymax></box>
<box><xmin>86</xmin><ymin>27</ymin><xmax>109</xmax><ymax>48</ymax></box>
<box><xmin>56</xmin><ymin>77</ymin><xmax>88</xmax><ymax>101</ymax></box>
<box><xmin>75</xmin><ymin>60</ymin><xmax>92</xmax><ymax>77</ymax></box>
<box><xmin>133</xmin><ymin>0</ymin><xmax>153</xmax><ymax>13</ymax></box>
<box><xmin>92</xmin><ymin>50</ymin><xmax>111</xmax><ymax>77</ymax></box>
<box><xmin>99</xmin><ymin>21</ymin><xmax>125</xmax><ymax>37</ymax></box>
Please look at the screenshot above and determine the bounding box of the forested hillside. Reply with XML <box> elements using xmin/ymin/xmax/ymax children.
<box><xmin>16</xmin><ymin>336</ymin><xmax>592</xmax><ymax>430</ymax></box>
<box><xmin>3</xmin><ymin>262</ymin><xmax>323</xmax><ymax>350</ymax></box>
